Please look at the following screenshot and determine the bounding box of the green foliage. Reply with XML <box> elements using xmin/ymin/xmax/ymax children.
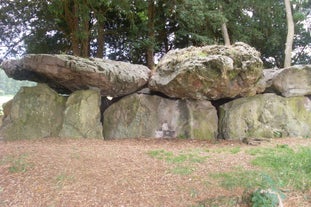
<box><xmin>251</xmin><ymin>188</ymin><xmax>284</xmax><ymax>207</ymax></box>
<box><xmin>0</xmin><ymin>0</ymin><xmax>310</xmax><ymax>67</ymax></box>
<box><xmin>250</xmin><ymin>174</ymin><xmax>285</xmax><ymax>207</ymax></box>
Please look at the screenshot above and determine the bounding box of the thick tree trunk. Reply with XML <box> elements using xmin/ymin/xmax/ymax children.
<box><xmin>221</xmin><ymin>22</ymin><xmax>231</xmax><ymax>46</ymax></box>
<box><xmin>72</xmin><ymin>9</ymin><xmax>80</xmax><ymax>56</ymax></box>
<box><xmin>81</xmin><ymin>16</ymin><xmax>90</xmax><ymax>58</ymax></box>
<box><xmin>284</xmin><ymin>0</ymin><xmax>294</xmax><ymax>67</ymax></box>
<box><xmin>147</xmin><ymin>0</ymin><xmax>155</xmax><ymax>72</ymax></box>
<box><xmin>65</xmin><ymin>0</ymin><xmax>80</xmax><ymax>56</ymax></box>
<box><xmin>96</xmin><ymin>18</ymin><xmax>105</xmax><ymax>58</ymax></box>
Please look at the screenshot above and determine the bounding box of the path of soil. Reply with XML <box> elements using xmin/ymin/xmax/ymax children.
<box><xmin>0</xmin><ymin>138</ymin><xmax>311</xmax><ymax>207</ymax></box>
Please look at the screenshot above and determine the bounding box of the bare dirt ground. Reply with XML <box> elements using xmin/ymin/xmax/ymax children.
<box><xmin>0</xmin><ymin>137</ymin><xmax>311</xmax><ymax>207</ymax></box>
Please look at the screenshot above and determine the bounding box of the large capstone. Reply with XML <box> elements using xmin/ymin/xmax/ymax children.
<box><xmin>219</xmin><ymin>93</ymin><xmax>311</xmax><ymax>139</ymax></box>
<box><xmin>103</xmin><ymin>94</ymin><xmax>218</xmax><ymax>140</ymax></box>
<box><xmin>0</xmin><ymin>54</ymin><xmax>150</xmax><ymax>97</ymax></box>
<box><xmin>149</xmin><ymin>42</ymin><xmax>263</xmax><ymax>100</ymax></box>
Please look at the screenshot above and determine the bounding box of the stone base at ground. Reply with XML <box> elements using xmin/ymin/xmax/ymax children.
<box><xmin>219</xmin><ymin>93</ymin><xmax>311</xmax><ymax>140</ymax></box>
<box><xmin>0</xmin><ymin>84</ymin><xmax>103</xmax><ymax>140</ymax></box>
<box><xmin>103</xmin><ymin>94</ymin><xmax>218</xmax><ymax>140</ymax></box>
<box><xmin>59</xmin><ymin>90</ymin><xmax>103</xmax><ymax>139</ymax></box>
<box><xmin>0</xmin><ymin>84</ymin><xmax>66</xmax><ymax>140</ymax></box>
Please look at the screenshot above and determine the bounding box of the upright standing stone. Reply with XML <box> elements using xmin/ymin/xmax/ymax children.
<box><xmin>59</xmin><ymin>90</ymin><xmax>103</xmax><ymax>139</ymax></box>
<box><xmin>0</xmin><ymin>84</ymin><xmax>66</xmax><ymax>140</ymax></box>
<box><xmin>103</xmin><ymin>94</ymin><xmax>218</xmax><ymax>140</ymax></box>
<box><xmin>219</xmin><ymin>93</ymin><xmax>311</xmax><ymax>139</ymax></box>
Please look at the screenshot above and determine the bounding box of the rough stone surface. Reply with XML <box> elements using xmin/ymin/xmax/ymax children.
<box><xmin>59</xmin><ymin>90</ymin><xmax>103</xmax><ymax>139</ymax></box>
<box><xmin>272</xmin><ymin>65</ymin><xmax>311</xmax><ymax>97</ymax></box>
<box><xmin>103</xmin><ymin>94</ymin><xmax>218</xmax><ymax>140</ymax></box>
<box><xmin>256</xmin><ymin>68</ymin><xmax>285</xmax><ymax>93</ymax></box>
<box><xmin>149</xmin><ymin>42</ymin><xmax>263</xmax><ymax>100</ymax></box>
<box><xmin>0</xmin><ymin>54</ymin><xmax>150</xmax><ymax>97</ymax></box>
<box><xmin>219</xmin><ymin>93</ymin><xmax>311</xmax><ymax>140</ymax></box>
<box><xmin>0</xmin><ymin>84</ymin><xmax>66</xmax><ymax>140</ymax></box>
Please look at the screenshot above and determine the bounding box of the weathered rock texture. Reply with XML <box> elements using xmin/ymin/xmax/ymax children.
<box><xmin>1</xmin><ymin>54</ymin><xmax>150</xmax><ymax>97</ymax></box>
<box><xmin>219</xmin><ymin>93</ymin><xmax>311</xmax><ymax>140</ymax></box>
<box><xmin>103</xmin><ymin>94</ymin><xmax>218</xmax><ymax>140</ymax></box>
<box><xmin>149</xmin><ymin>42</ymin><xmax>264</xmax><ymax>100</ymax></box>
<box><xmin>272</xmin><ymin>65</ymin><xmax>311</xmax><ymax>97</ymax></box>
<box><xmin>0</xmin><ymin>84</ymin><xmax>66</xmax><ymax>140</ymax></box>
<box><xmin>2</xmin><ymin>44</ymin><xmax>311</xmax><ymax>141</ymax></box>
<box><xmin>59</xmin><ymin>90</ymin><xmax>103</xmax><ymax>139</ymax></box>
<box><xmin>256</xmin><ymin>68</ymin><xmax>285</xmax><ymax>93</ymax></box>
<box><xmin>0</xmin><ymin>84</ymin><xmax>104</xmax><ymax>140</ymax></box>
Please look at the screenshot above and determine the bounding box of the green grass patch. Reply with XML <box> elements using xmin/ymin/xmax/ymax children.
<box><xmin>246</xmin><ymin>144</ymin><xmax>291</xmax><ymax>156</ymax></box>
<box><xmin>55</xmin><ymin>172</ymin><xmax>75</xmax><ymax>188</ymax></box>
<box><xmin>1</xmin><ymin>154</ymin><xmax>32</xmax><ymax>173</ymax></box>
<box><xmin>213</xmin><ymin>145</ymin><xmax>311</xmax><ymax>191</ymax></box>
<box><xmin>210</xmin><ymin>170</ymin><xmax>267</xmax><ymax>190</ymax></box>
<box><xmin>147</xmin><ymin>149</ymin><xmax>208</xmax><ymax>175</ymax></box>
<box><xmin>210</xmin><ymin>145</ymin><xmax>311</xmax><ymax>206</ymax></box>
<box><xmin>170</xmin><ymin>166</ymin><xmax>195</xmax><ymax>175</ymax></box>
<box><xmin>147</xmin><ymin>149</ymin><xmax>208</xmax><ymax>164</ymax></box>
<box><xmin>229</xmin><ymin>146</ymin><xmax>241</xmax><ymax>154</ymax></box>
<box><xmin>252</xmin><ymin>146</ymin><xmax>311</xmax><ymax>191</ymax></box>
<box><xmin>210</xmin><ymin>146</ymin><xmax>241</xmax><ymax>154</ymax></box>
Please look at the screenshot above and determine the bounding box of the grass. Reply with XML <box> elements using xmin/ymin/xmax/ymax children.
<box><xmin>147</xmin><ymin>149</ymin><xmax>208</xmax><ymax>175</ymax></box>
<box><xmin>210</xmin><ymin>145</ymin><xmax>311</xmax><ymax>205</ymax></box>
<box><xmin>195</xmin><ymin>196</ymin><xmax>241</xmax><ymax>207</ymax></box>
<box><xmin>252</xmin><ymin>145</ymin><xmax>311</xmax><ymax>191</ymax></box>
<box><xmin>170</xmin><ymin>166</ymin><xmax>195</xmax><ymax>175</ymax></box>
<box><xmin>55</xmin><ymin>172</ymin><xmax>75</xmax><ymax>188</ymax></box>
<box><xmin>147</xmin><ymin>149</ymin><xmax>208</xmax><ymax>164</ymax></box>
<box><xmin>1</xmin><ymin>153</ymin><xmax>32</xmax><ymax>173</ymax></box>
<box><xmin>209</xmin><ymin>146</ymin><xmax>241</xmax><ymax>154</ymax></box>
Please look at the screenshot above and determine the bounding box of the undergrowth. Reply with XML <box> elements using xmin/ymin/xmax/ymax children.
<box><xmin>211</xmin><ymin>144</ymin><xmax>311</xmax><ymax>206</ymax></box>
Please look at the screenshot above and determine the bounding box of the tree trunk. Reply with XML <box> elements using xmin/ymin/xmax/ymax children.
<box><xmin>147</xmin><ymin>0</ymin><xmax>155</xmax><ymax>72</ymax></box>
<box><xmin>65</xmin><ymin>0</ymin><xmax>80</xmax><ymax>56</ymax></box>
<box><xmin>72</xmin><ymin>7</ymin><xmax>80</xmax><ymax>56</ymax></box>
<box><xmin>81</xmin><ymin>15</ymin><xmax>90</xmax><ymax>57</ymax></box>
<box><xmin>221</xmin><ymin>22</ymin><xmax>231</xmax><ymax>46</ymax></box>
<box><xmin>284</xmin><ymin>0</ymin><xmax>294</xmax><ymax>67</ymax></box>
<box><xmin>219</xmin><ymin>4</ymin><xmax>230</xmax><ymax>46</ymax></box>
<box><xmin>96</xmin><ymin>18</ymin><xmax>105</xmax><ymax>58</ymax></box>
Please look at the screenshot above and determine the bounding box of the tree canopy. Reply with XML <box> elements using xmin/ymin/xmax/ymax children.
<box><xmin>0</xmin><ymin>0</ymin><xmax>310</xmax><ymax>68</ymax></box>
